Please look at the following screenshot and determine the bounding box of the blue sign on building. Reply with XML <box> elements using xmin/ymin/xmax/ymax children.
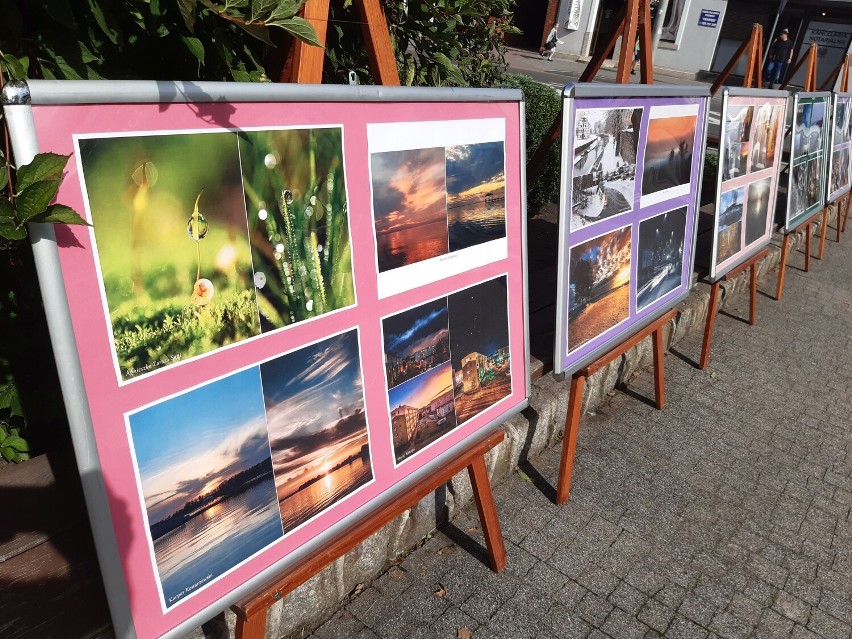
<box><xmin>698</xmin><ymin>9</ymin><xmax>720</xmax><ymax>28</ymax></box>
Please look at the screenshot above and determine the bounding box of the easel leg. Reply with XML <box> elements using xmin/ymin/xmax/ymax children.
<box><xmin>235</xmin><ymin>611</ymin><xmax>267</xmax><ymax>639</ymax></box>
<box><xmin>556</xmin><ymin>374</ymin><xmax>586</xmax><ymax>505</ymax></box>
<box><xmin>844</xmin><ymin>196</ymin><xmax>850</xmax><ymax>232</ymax></box>
<box><xmin>749</xmin><ymin>262</ymin><xmax>758</xmax><ymax>325</ymax></box>
<box><xmin>819</xmin><ymin>207</ymin><xmax>829</xmax><ymax>259</ymax></box>
<box><xmin>805</xmin><ymin>223</ymin><xmax>812</xmax><ymax>272</ymax></box>
<box><xmin>651</xmin><ymin>324</ymin><xmax>666</xmax><ymax>409</ymax></box>
<box><xmin>776</xmin><ymin>234</ymin><xmax>789</xmax><ymax>300</ymax></box>
<box><xmin>837</xmin><ymin>203</ymin><xmax>843</xmax><ymax>243</ymax></box>
<box><xmin>700</xmin><ymin>281</ymin><xmax>721</xmax><ymax>370</ymax></box>
<box><xmin>467</xmin><ymin>455</ymin><xmax>507</xmax><ymax>572</ymax></box>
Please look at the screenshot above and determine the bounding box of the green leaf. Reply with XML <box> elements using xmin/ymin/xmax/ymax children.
<box><xmin>0</xmin><ymin>53</ymin><xmax>28</xmax><ymax>80</ymax></box>
<box><xmin>15</xmin><ymin>180</ymin><xmax>61</xmax><ymax>223</ymax></box>
<box><xmin>251</xmin><ymin>0</ymin><xmax>279</xmax><ymax>21</ymax></box>
<box><xmin>269</xmin><ymin>0</ymin><xmax>303</xmax><ymax>20</ymax></box>
<box><xmin>45</xmin><ymin>0</ymin><xmax>79</xmax><ymax>28</ymax></box>
<box><xmin>266</xmin><ymin>16</ymin><xmax>320</xmax><ymax>46</ymax></box>
<box><xmin>181</xmin><ymin>35</ymin><xmax>205</xmax><ymax>62</ymax></box>
<box><xmin>432</xmin><ymin>52</ymin><xmax>466</xmax><ymax>85</ymax></box>
<box><xmin>0</xmin><ymin>383</ymin><xmax>24</xmax><ymax>418</ymax></box>
<box><xmin>87</xmin><ymin>0</ymin><xmax>123</xmax><ymax>44</ymax></box>
<box><xmin>234</xmin><ymin>22</ymin><xmax>276</xmax><ymax>46</ymax></box>
<box><xmin>15</xmin><ymin>153</ymin><xmax>69</xmax><ymax>192</ymax></box>
<box><xmin>1</xmin><ymin>446</ymin><xmax>14</xmax><ymax>462</ymax></box>
<box><xmin>177</xmin><ymin>0</ymin><xmax>197</xmax><ymax>31</ymax></box>
<box><xmin>33</xmin><ymin>204</ymin><xmax>91</xmax><ymax>226</ymax></box>
<box><xmin>3</xmin><ymin>436</ymin><xmax>28</xmax><ymax>453</ymax></box>
<box><xmin>0</xmin><ymin>166</ymin><xmax>7</xmax><ymax>192</ymax></box>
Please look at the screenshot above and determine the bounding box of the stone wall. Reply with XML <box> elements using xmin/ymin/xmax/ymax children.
<box><xmin>191</xmin><ymin>206</ymin><xmax>839</xmax><ymax>639</ymax></box>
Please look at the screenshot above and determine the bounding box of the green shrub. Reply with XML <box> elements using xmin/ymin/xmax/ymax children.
<box><xmin>701</xmin><ymin>149</ymin><xmax>719</xmax><ymax>207</ymax></box>
<box><xmin>500</xmin><ymin>73</ymin><xmax>562</xmax><ymax>214</ymax></box>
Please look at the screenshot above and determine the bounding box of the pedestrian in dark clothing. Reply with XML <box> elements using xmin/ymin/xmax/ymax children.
<box><xmin>766</xmin><ymin>28</ymin><xmax>794</xmax><ymax>88</ymax></box>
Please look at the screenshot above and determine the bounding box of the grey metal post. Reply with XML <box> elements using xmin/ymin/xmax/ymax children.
<box><xmin>651</xmin><ymin>0</ymin><xmax>671</xmax><ymax>53</ymax></box>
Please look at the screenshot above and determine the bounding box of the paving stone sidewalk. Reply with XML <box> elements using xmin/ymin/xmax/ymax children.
<box><xmin>301</xmin><ymin>231</ymin><xmax>852</xmax><ymax>639</ymax></box>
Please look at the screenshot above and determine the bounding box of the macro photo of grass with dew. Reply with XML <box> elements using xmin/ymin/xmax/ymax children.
<box><xmin>77</xmin><ymin>132</ymin><xmax>261</xmax><ymax>381</ymax></box>
<box><xmin>238</xmin><ymin>128</ymin><xmax>355</xmax><ymax>332</ymax></box>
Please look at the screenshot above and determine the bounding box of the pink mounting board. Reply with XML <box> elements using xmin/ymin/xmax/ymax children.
<box><xmin>2</xmin><ymin>81</ymin><xmax>530</xmax><ymax>639</ymax></box>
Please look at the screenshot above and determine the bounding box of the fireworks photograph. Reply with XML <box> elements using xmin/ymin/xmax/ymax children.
<box><xmin>750</xmin><ymin>103</ymin><xmax>783</xmax><ymax>171</ymax></box>
<box><xmin>721</xmin><ymin>105</ymin><xmax>753</xmax><ymax>181</ymax></box>
<box><xmin>448</xmin><ymin>276</ymin><xmax>512</xmax><ymax>425</ymax></box>
<box><xmin>77</xmin><ymin>132</ymin><xmax>261</xmax><ymax>381</ymax></box>
<box><xmin>636</xmin><ymin>207</ymin><xmax>687</xmax><ymax>311</ymax></box>
<box><xmin>446</xmin><ymin>142</ymin><xmax>506</xmax><ymax>252</ymax></box>
<box><xmin>745</xmin><ymin>178</ymin><xmax>772</xmax><ymax>247</ymax></box>
<box><xmin>239</xmin><ymin>128</ymin><xmax>355</xmax><ymax>333</ymax></box>
<box><xmin>388</xmin><ymin>362</ymin><xmax>457</xmax><ymax>463</ymax></box>
<box><xmin>571</xmin><ymin>107</ymin><xmax>642</xmax><ymax>230</ymax></box>
<box><xmin>641</xmin><ymin>110</ymin><xmax>698</xmax><ymax>201</ymax></box>
<box><xmin>370</xmin><ymin>147</ymin><xmax>449</xmax><ymax>272</ymax></box>
<box><xmin>260</xmin><ymin>330</ymin><xmax>372</xmax><ymax>534</ymax></box>
<box><xmin>127</xmin><ymin>368</ymin><xmax>282</xmax><ymax>608</ymax></box>
<box><xmin>383</xmin><ymin>298</ymin><xmax>450</xmax><ymax>389</ymax></box>
<box><xmin>568</xmin><ymin>226</ymin><xmax>631</xmax><ymax>352</ymax></box>
<box><xmin>717</xmin><ymin>187</ymin><xmax>744</xmax><ymax>264</ymax></box>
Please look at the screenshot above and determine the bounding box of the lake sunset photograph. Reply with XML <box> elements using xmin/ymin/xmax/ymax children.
<box><xmin>127</xmin><ymin>367</ymin><xmax>283</xmax><ymax>608</ymax></box>
<box><xmin>260</xmin><ymin>330</ymin><xmax>372</xmax><ymax>534</ymax></box>
<box><xmin>446</xmin><ymin>141</ymin><xmax>506</xmax><ymax>252</ymax></box>
<box><xmin>371</xmin><ymin>147</ymin><xmax>449</xmax><ymax>272</ymax></box>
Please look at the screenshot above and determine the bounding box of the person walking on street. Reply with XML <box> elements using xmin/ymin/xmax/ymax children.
<box><xmin>765</xmin><ymin>28</ymin><xmax>794</xmax><ymax>88</ymax></box>
<box><xmin>540</xmin><ymin>21</ymin><xmax>562</xmax><ymax>61</ymax></box>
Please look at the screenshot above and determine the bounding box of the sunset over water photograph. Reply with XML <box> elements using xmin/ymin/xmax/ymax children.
<box><xmin>260</xmin><ymin>330</ymin><xmax>372</xmax><ymax>533</ymax></box>
<box><xmin>371</xmin><ymin>147</ymin><xmax>449</xmax><ymax>272</ymax></box>
<box><xmin>127</xmin><ymin>368</ymin><xmax>283</xmax><ymax>608</ymax></box>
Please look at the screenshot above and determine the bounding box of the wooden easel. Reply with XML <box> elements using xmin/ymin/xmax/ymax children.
<box><xmin>557</xmin><ymin>309</ymin><xmax>678</xmax><ymax>504</ymax></box>
<box><xmin>710</xmin><ymin>24</ymin><xmax>764</xmax><ymax>95</ymax></box>
<box><xmin>527</xmin><ymin>0</ymin><xmax>653</xmax><ymax>185</ymax></box>
<box><xmin>699</xmin><ymin>248</ymin><xmax>769</xmax><ymax>369</ymax></box>
<box><xmin>232</xmin><ymin>430</ymin><xmax>507</xmax><ymax>639</ymax></box>
<box><xmin>230</xmin><ymin>7</ymin><xmax>508</xmax><ymax>637</ymax></box>
<box><xmin>277</xmin><ymin>0</ymin><xmax>399</xmax><ymax>84</ymax></box>
<box><xmin>775</xmin><ymin>44</ymin><xmax>820</xmax><ymax>301</ymax></box>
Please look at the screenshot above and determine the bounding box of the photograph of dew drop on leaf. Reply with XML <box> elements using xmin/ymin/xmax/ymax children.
<box><xmin>76</xmin><ymin>132</ymin><xmax>262</xmax><ymax>381</ymax></box>
<box><xmin>238</xmin><ymin>128</ymin><xmax>355</xmax><ymax>332</ymax></box>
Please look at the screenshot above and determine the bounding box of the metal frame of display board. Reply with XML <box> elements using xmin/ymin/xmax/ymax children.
<box><xmin>553</xmin><ymin>83</ymin><xmax>710</xmax><ymax>504</ymax></box>
<box><xmin>554</xmin><ymin>83</ymin><xmax>711</xmax><ymax>378</ymax></box>
<box><xmin>698</xmin><ymin>87</ymin><xmax>788</xmax><ymax>369</ymax></box>
<box><xmin>775</xmin><ymin>91</ymin><xmax>831</xmax><ymax>300</ymax></box>
<box><xmin>2</xmin><ymin>79</ymin><xmax>531</xmax><ymax>639</ymax></box>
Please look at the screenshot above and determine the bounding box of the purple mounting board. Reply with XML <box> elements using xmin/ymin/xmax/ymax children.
<box><xmin>554</xmin><ymin>84</ymin><xmax>710</xmax><ymax>376</ymax></box>
<box><xmin>707</xmin><ymin>88</ymin><xmax>788</xmax><ymax>280</ymax></box>
<box><xmin>827</xmin><ymin>93</ymin><xmax>852</xmax><ymax>204</ymax></box>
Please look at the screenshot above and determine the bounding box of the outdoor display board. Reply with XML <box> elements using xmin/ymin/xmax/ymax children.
<box><xmin>555</xmin><ymin>84</ymin><xmax>710</xmax><ymax>376</ymax></box>
<box><xmin>2</xmin><ymin>80</ymin><xmax>531</xmax><ymax>639</ymax></box>
<box><xmin>784</xmin><ymin>92</ymin><xmax>831</xmax><ymax>231</ymax></box>
<box><xmin>827</xmin><ymin>92</ymin><xmax>852</xmax><ymax>203</ymax></box>
<box><xmin>707</xmin><ymin>88</ymin><xmax>787</xmax><ymax>280</ymax></box>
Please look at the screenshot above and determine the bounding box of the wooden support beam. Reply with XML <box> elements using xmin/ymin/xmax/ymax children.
<box><xmin>711</xmin><ymin>24</ymin><xmax>764</xmax><ymax>95</ymax></box>
<box><xmin>781</xmin><ymin>43</ymin><xmax>818</xmax><ymax>91</ymax></box>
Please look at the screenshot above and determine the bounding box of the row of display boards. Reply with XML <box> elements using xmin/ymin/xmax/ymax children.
<box><xmin>2</xmin><ymin>80</ymin><xmax>850</xmax><ymax>639</ymax></box>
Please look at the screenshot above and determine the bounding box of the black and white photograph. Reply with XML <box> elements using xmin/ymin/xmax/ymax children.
<box><xmin>745</xmin><ymin>177</ymin><xmax>772</xmax><ymax>247</ymax></box>
<box><xmin>571</xmin><ymin>107</ymin><xmax>642</xmax><ymax>230</ymax></box>
<box><xmin>794</xmin><ymin>100</ymin><xmax>826</xmax><ymax>158</ymax></box>
<box><xmin>830</xmin><ymin>147</ymin><xmax>851</xmax><ymax>197</ymax></box>
<box><xmin>636</xmin><ymin>207</ymin><xmax>687</xmax><ymax>311</ymax></box>
<box><xmin>721</xmin><ymin>105</ymin><xmax>753</xmax><ymax>181</ymax></box>
<box><xmin>717</xmin><ymin>187</ymin><xmax>744</xmax><ymax>264</ymax></box>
